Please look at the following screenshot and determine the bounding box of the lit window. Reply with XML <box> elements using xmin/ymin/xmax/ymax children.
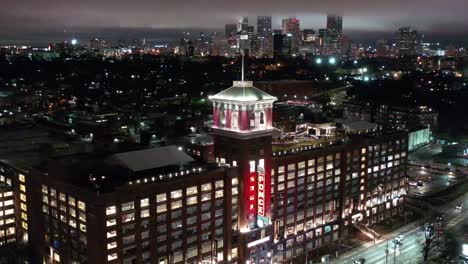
<box><xmin>215</xmin><ymin>190</ymin><xmax>223</xmax><ymax>198</ymax></box>
<box><xmin>106</xmin><ymin>206</ymin><xmax>116</xmax><ymax>215</ymax></box>
<box><xmin>106</xmin><ymin>219</ymin><xmax>116</xmax><ymax>227</ymax></box>
<box><xmin>78</xmin><ymin>201</ymin><xmax>86</xmax><ymax>211</ymax></box>
<box><xmin>171</xmin><ymin>190</ymin><xmax>182</xmax><ymax>199</ymax></box>
<box><xmin>231</xmin><ymin>177</ymin><xmax>238</xmax><ymax>186</ymax></box>
<box><xmin>79</xmin><ymin>212</ymin><xmax>86</xmax><ymax>222</ymax></box>
<box><xmin>121</xmin><ymin>201</ymin><xmax>134</xmax><ymax>212</ymax></box>
<box><xmin>107</xmin><ymin>253</ymin><xmax>118</xmax><ymax>261</ymax></box>
<box><xmin>141</xmin><ymin>209</ymin><xmax>150</xmax><ymax>218</ymax></box>
<box><xmin>156</xmin><ymin>204</ymin><xmax>167</xmax><ymax>213</ymax></box>
<box><xmin>140</xmin><ymin>198</ymin><xmax>149</xmax><ymax>208</ymax></box>
<box><xmin>201</xmin><ymin>183</ymin><xmax>212</xmax><ymax>191</ymax></box>
<box><xmin>20</xmin><ymin>184</ymin><xmax>26</xmax><ymax>192</ymax></box>
<box><xmin>186</xmin><ymin>186</ymin><xmax>197</xmax><ymax>196</ymax></box>
<box><xmin>107</xmin><ymin>230</ymin><xmax>117</xmax><ymax>238</ymax></box>
<box><xmin>187</xmin><ymin>196</ymin><xmax>197</xmax><ymax>205</ymax></box>
<box><xmin>66</xmin><ymin>197</ymin><xmax>75</xmax><ymax>207</ymax></box>
<box><xmin>19</xmin><ymin>174</ymin><xmax>25</xmax><ymax>183</ymax></box>
<box><xmin>80</xmin><ymin>224</ymin><xmax>87</xmax><ymax>232</ymax></box>
<box><xmin>171</xmin><ymin>200</ymin><xmax>182</xmax><ymax>210</ymax></box>
<box><xmin>20</xmin><ymin>193</ymin><xmax>26</xmax><ymax>202</ymax></box>
<box><xmin>215</xmin><ymin>180</ymin><xmax>224</xmax><ymax>189</ymax></box>
<box><xmin>122</xmin><ymin>213</ymin><xmax>135</xmax><ymax>223</ymax></box>
<box><xmin>107</xmin><ymin>241</ymin><xmax>117</xmax><ymax>250</ymax></box>
<box><xmin>156</xmin><ymin>194</ymin><xmax>167</xmax><ymax>203</ymax></box>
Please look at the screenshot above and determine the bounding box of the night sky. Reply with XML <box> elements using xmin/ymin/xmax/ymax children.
<box><xmin>1</xmin><ymin>0</ymin><xmax>468</xmax><ymax>45</ymax></box>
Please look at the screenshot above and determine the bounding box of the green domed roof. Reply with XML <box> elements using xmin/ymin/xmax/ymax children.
<box><xmin>209</xmin><ymin>81</ymin><xmax>277</xmax><ymax>102</ymax></box>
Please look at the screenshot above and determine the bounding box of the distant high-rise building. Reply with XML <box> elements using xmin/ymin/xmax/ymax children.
<box><xmin>225</xmin><ymin>24</ymin><xmax>238</xmax><ymax>38</ymax></box>
<box><xmin>256</xmin><ymin>16</ymin><xmax>273</xmax><ymax>57</ymax></box>
<box><xmin>322</xmin><ymin>15</ymin><xmax>343</xmax><ymax>55</ymax></box>
<box><xmin>327</xmin><ymin>15</ymin><xmax>343</xmax><ymax>34</ymax></box>
<box><xmin>238</xmin><ymin>17</ymin><xmax>249</xmax><ymax>32</ymax></box>
<box><xmin>236</xmin><ymin>17</ymin><xmax>251</xmax><ymax>50</ymax></box>
<box><xmin>88</xmin><ymin>38</ymin><xmax>108</xmax><ymax>50</ymax></box>
<box><xmin>281</xmin><ymin>17</ymin><xmax>301</xmax><ymax>53</ymax></box>
<box><xmin>397</xmin><ymin>26</ymin><xmax>421</xmax><ymax>56</ymax></box>
<box><xmin>273</xmin><ymin>33</ymin><xmax>292</xmax><ymax>58</ymax></box>
<box><xmin>376</xmin><ymin>39</ymin><xmax>389</xmax><ymax>57</ymax></box>
<box><xmin>302</xmin><ymin>29</ymin><xmax>316</xmax><ymax>43</ymax></box>
<box><xmin>257</xmin><ymin>16</ymin><xmax>272</xmax><ymax>37</ymax></box>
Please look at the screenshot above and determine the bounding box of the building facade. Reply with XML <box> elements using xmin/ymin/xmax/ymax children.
<box><xmin>1</xmin><ymin>81</ymin><xmax>409</xmax><ymax>264</ymax></box>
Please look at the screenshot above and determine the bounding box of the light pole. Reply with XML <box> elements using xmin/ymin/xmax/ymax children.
<box><xmin>385</xmin><ymin>241</ymin><xmax>389</xmax><ymax>264</ymax></box>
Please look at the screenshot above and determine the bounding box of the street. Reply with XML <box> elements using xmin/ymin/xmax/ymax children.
<box><xmin>332</xmin><ymin>193</ymin><xmax>468</xmax><ymax>264</ymax></box>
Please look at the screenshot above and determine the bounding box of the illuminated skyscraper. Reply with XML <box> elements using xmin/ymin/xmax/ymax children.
<box><xmin>257</xmin><ymin>16</ymin><xmax>272</xmax><ymax>37</ymax></box>
<box><xmin>324</xmin><ymin>15</ymin><xmax>343</xmax><ymax>55</ymax></box>
<box><xmin>281</xmin><ymin>17</ymin><xmax>301</xmax><ymax>53</ymax></box>
<box><xmin>257</xmin><ymin>16</ymin><xmax>273</xmax><ymax>57</ymax></box>
<box><xmin>397</xmin><ymin>26</ymin><xmax>421</xmax><ymax>56</ymax></box>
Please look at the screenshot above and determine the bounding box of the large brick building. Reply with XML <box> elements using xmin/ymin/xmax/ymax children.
<box><xmin>0</xmin><ymin>80</ymin><xmax>408</xmax><ymax>264</ymax></box>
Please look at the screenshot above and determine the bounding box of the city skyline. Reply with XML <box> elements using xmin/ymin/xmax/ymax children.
<box><xmin>2</xmin><ymin>0</ymin><xmax>468</xmax><ymax>45</ymax></box>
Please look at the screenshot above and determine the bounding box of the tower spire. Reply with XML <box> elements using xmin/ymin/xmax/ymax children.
<box><xmin>241</xmin><ymin>50</ymin><xmax>245</xmax><ymax>82</ymax></box>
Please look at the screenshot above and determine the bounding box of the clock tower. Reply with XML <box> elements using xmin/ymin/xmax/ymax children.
<box><xmin>210</xmin><ymin>78</ymin><xmax>277</xmax><ymax>263</ymax></box>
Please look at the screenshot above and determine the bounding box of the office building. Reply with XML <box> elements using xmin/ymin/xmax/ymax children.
<box><xmin>397</xmin><ymin>27</ymin><xmax>421</xmax><ymax>56</ymax></box>
<box><xmin>1</xmin><ymin>80</ymin><xmax>409</xmax><ymax>264</ymax></box>
<box><xmin>256</xmin><ymin>16</ymin><xmax>273</xmax><ymax>57</ymax></box>
<box><xmin>273</xmin><ymin>34</ymin><xmax>292</xmax><ymax>58</ymax></box>
<box><xmin>282</xmin><ymin>18</ymin><xmax>301</xmax><ymax>53</ymax></box>
<box><xmin>257</xmin><ymin>16</ymin><xmax>272</xmax><ymax>37</ymax></box>
<box><xmin>323</xmin><ymin>15</ymin><xmax>343</xmax><ymax>55</ymax></box>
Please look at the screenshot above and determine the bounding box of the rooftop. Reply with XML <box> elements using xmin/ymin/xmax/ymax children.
<box><xmin>209</xmin><ymin>81</ymin><xmax>277</xmax><ymax>102</ymax></box>
<box><xmin>107</xmin><ymin>146</ymin><xmax>194</xmax><ymax>172</ymax></box>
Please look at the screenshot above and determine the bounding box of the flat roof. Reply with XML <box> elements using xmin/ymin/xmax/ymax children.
<box><xmin>108</xmin><ymin>145</ymin><xmax>195</xmax><ymax>172</ymax></box>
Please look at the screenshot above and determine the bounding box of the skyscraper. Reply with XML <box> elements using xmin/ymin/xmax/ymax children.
<box><xmin>324</xmin><ymin>15</ymin><xmax>343</xmax><ymax>55</ymax></box>
<box><xmin>281</xmin><ymin>17</ymin><xmax>301</xmax><ymax>53</ymax></box>
<box><xmin>257</xmin><ymin>16</ymin><xmax>272</xmax><ymax>37</ymax></box>
<box><xmin>397</xmin><ymin>26</ymin><xmax>421</xmax><ymax>56</ymax></box>
<box><xmin>237</xmin><ymin>17</ymin><xmax>251</xmax><ymax>50</ymax></box>
<box><xmin>273</xmin><ymin>33</ymin><xmax>292</xmax><ymax>58</ymax></box>
<box><xmin>238</xmin><ymin>17</ymin><xmax>249</xmax><ymax>32</ymax></box>
<box><xmin>257</xmin><ymin>16</ymin><xmax>273</xmax><ymax>57</ymax></box>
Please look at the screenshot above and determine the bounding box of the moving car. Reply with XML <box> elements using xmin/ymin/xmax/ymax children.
<box><xmin>354</xmin><ymin>258</ymin><xmax>366</xmax><ymax>264</ymax></box>
<box><xmin>456</xmin><ymin>204</ymin><xmax>463</xmax><ymax>210</ymax></box>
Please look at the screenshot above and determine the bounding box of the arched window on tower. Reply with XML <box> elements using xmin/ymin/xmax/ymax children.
<box><xmin>231</xmin><ymin>111</ymin><xmax>238</xmax><ymax>130</ymax></box>
<box><xmin>249</xmin><ymin>112</ymin><xmax>256</xmax><ymax>129</ymax></box>
<box><xmin>259</xmin><ymin>111</ymin><xmax>265</xmax><ymax>127</ymax></box>
<box><xmin>220</xmin><ymin>109</ymin><xmax>226</xmax><ymax>128</ymax></box>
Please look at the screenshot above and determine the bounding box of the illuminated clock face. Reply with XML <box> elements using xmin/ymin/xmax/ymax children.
<box><xmin>257</xmin><ymin>218</ymin><xmax>264</xmax><ymax>228</ymax></box>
